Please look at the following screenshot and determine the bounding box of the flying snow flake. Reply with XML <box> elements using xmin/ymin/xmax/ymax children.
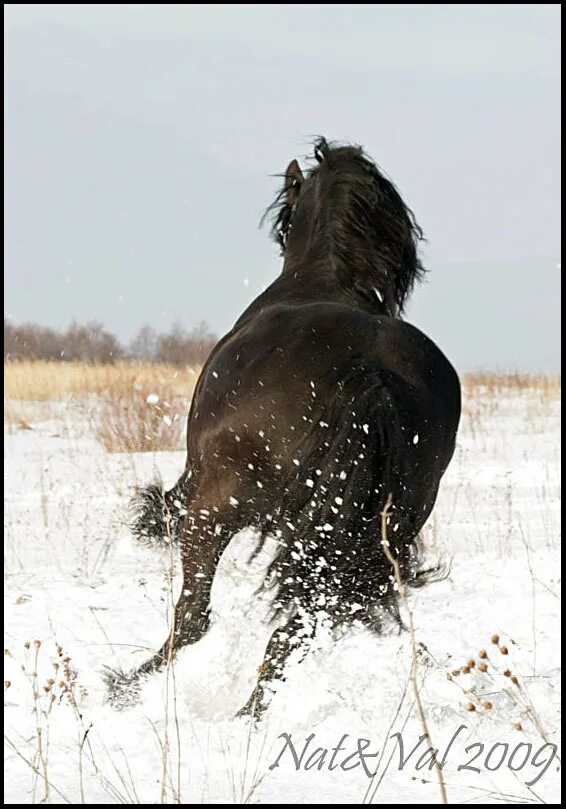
<box><xmin>212</xmin><ymin>371</ymin><xmax>218</xmax><ymax>378</ymax></box>
<box><xmin>306</xmin><ymin>479</ymin><xmax>314</xmax><ymax>488</ymax></box>
<box><xmin>229</xmin><ymin>496</ymin><xmax>239</xmax><ymax>507</ymax></box>
<box><xmin>293</xmin><ymin>459</ymin><xmax>300</xmax><ymax>467</ymax></box>
<box><xmin>339</xmin><ymin>471</ymin><xmax>347</xmax><ymax>480</ymax></box>
<box><xmin>362</xmin><ymin>424</ymin><xmax>369</xmax><ymax>434</ymax></box>
<box><xmin>334</xmin><ymin>496</ymin><xmax>343</xmax><ymax>505</ymax></box>
<box><xmin>146</xmin><ymin>393</ymin><xmax>159</xmax><ymax>405</ymax></box>
<box><xmin>163</xmin><ymin>415</ymin><xmax>172</xmax><ymax>426</ymax></box>
<box><xmin>256</xmin><ymin>481</ymin><xmax>264</xmax><ymax>489</ymax></box>
<box><xmin>413</xmin><ymin>434</ymin><xmax>419</xmax><ymax>444</ymax></box>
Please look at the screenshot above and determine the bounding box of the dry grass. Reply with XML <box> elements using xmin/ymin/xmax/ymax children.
<box><xmin>94</xmin><ymin>389</ymin><xmax>189</xmax><ymax>453</ymax></box>
<box><xmin>461</xmin><ymin>372</ymin><xmax>560</xmax><ymax>439</ymax></box>
<box><xmin>464</xmin><ymin>372</ymin><xmax>561</xmax><ymax>399</ymax></box>
<box><xmin>4</xmin><ymin>360</ymin><xmax>201</xmax><ymax>401</ymax></box>
<box><xmin>4</xmin><ymin>360</ymin><xmax>202</xmax><ymax>453</ymax></box>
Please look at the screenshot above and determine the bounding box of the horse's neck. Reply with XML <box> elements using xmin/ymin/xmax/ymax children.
<box><xmin>233</xmin><ymin>264</ymin><xmax>386</xmax><ymax>331</ymax></box>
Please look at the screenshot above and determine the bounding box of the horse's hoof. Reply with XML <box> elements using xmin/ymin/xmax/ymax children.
<box><xmin>235</xmin><ymin>692</ymin><xmax>268</xmax><ymax>723</ymax></box>
<box><xmin>102</xmin><ymin>666</ymin><xmax>143</xmax><ymax>711</ymax></box>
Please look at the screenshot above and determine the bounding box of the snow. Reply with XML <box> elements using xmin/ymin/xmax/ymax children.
<box><xmin>3</xmin><ymin>389</ymin><xmax>561</xmax><ymax>804</ymax></box>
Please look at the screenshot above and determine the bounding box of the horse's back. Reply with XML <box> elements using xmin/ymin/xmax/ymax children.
<box><xmin>189</xmin><ymin>302</ymin><xmax>460</xmax><ymax>487</ymax></box>
<box><xmin>195</xmin><ymin>301</ymin><xmax>459</xmax><ymax>429</ymax></box>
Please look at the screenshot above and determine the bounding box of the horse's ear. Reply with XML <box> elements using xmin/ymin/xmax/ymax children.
<box><xmin>285</xmin><ymin>159</ymin><xmax>304</xmax><ymax>205</ymax></box>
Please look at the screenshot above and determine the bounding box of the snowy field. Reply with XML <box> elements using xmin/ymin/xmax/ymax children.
<box><xmin>4</xmin><ymin>381</ymin><xmax>561</xmax><ymax>804</ymax></box>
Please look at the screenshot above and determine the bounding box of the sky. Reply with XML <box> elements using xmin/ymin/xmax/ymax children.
<box><xmin>4</xmin><ymin>4</ymin><xmax>561</xmax><ymax>372</ymax></box>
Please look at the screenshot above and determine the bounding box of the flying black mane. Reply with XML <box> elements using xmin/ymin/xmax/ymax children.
<box><xmin>265</xmin><ymin>137</ymin><xmax>426</xmax><ymax>315</ymax></box>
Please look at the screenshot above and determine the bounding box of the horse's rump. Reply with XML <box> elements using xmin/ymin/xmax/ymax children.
<box><xmin>250</xmin><ymin>359</ymin><xmax>432</xmax><ymax>626</ymax></box>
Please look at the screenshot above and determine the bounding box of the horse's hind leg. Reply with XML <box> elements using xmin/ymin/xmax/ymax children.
<box><xmin>236</xmin><ymin>612</ymin><xmax>314</xmax><ymax>720</ymax></box>
<box><xmin>106</xmin><ymin>500</ymin><xmax>235</xmax><ymax>708</ymax></box>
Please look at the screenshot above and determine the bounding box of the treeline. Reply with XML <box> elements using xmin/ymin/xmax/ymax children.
<box><xmin>4</xmin><ymin>319</ymin><xmax>217</xmax><ymax>366</ymax></box>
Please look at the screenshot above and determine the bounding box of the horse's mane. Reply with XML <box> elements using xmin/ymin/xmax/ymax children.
<box><xmin>264</xmin><ymin>137</ymin><xmax>426</xmax><ymax>315</ymax></box>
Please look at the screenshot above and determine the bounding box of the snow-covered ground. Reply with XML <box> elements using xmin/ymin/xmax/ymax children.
<box><xmin>4</xmin><ymin>386</ymin><xmax>561</xmax><ymax>804</ymax></box>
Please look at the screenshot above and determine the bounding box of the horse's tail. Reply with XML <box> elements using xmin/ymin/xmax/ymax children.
<box><xmin>129</xmin><ymin>467</ymin><xmax>194</xmax><ymax>547</ymax></box>
<box><xmin>258</xmin><ymin>364</ymin><xmax>432</xmax><ymax>623</ymax></box>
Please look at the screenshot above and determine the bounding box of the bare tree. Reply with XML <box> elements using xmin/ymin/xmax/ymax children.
<box><xmin>155</xmin><ymin>321</ymin><xmax>216</xmax><ymax>366</ymax></box>
<box><xmin>4</xmin><ymin>319</ymin><xmax>216</xmax><ymax>366</ymax></box>
<box><xmin>129</xmin><ymin>325</ymin><xmax>158</xmax><ymax>361</ymax></box>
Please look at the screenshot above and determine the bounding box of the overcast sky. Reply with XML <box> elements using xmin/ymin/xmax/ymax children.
<box><xmin>4</xmin><ymin>4</ymin><xmax>561</xmax><ymax>371</ymax></box>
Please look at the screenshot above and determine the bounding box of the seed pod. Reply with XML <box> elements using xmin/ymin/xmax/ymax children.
<box><xmin>491</xmin><ymin>634</ymin><xmax>500</xmax><ymax>645</ymax></box>
<box><xmin>503</xmin><ymin>669</ymin><xmax>512</xmax><ymax>677</ymax></box>
<box><xmin>500</xmin><ymin>645</ymin><xmax>509</xmax><ymax>655</ymax></box>
<box><xmin>466</xmin><ymin>703</ymin><xmax>476</xmax><ymax>712</ymax></box>
<box><xmin>479</xmin><ymin>650</ymin><xmax>488</xmax><ymax>659</ymax></box>
<box><xmin>483</xmin><ymin>701</ymin><xmax>493</xmax><ymax>710</ymax></box>
<box><xmin>478</xmin><ymin>663</ymin><xmax>488</xmax><ymax>673</ymax></box>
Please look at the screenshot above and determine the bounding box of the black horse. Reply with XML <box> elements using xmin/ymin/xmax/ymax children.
<box><xmin>107</xmin><ymin>138</ymin><xmax>461</xmax><ymax>716</ymax></box>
